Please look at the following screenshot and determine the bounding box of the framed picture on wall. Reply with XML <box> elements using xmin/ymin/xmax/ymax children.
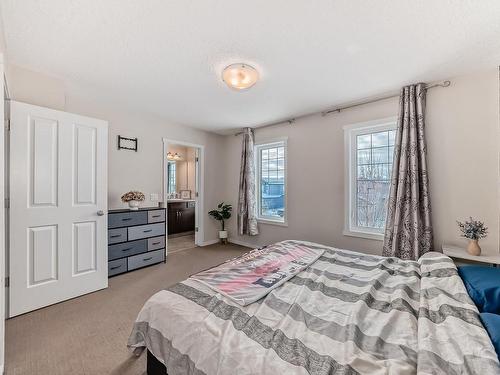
<box><xmin>180</xmin><ymin>190</ymin><xmax>191</xmax><ymax>199</ymax></box>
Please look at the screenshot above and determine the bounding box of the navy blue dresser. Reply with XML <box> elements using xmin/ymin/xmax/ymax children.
<box><xmin>107</xmin><ymin>207</ymin><xmax>166</xmax><ymax>277</ymax></box>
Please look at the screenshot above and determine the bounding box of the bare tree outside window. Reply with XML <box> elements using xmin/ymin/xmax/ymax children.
<box><xmin>356</xmin><ymin>130</ymin><xmax>395</xmax><ymax>229</ymax></box>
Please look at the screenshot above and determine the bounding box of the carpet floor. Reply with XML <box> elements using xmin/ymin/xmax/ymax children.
<box><xmin>5</xmin><ymin>243</ymin><xmax>249</xmax><ymax>375</ymax></box>
<box><xmin>167</xmin><ymin>234</ymin><xmax>196</xmax><ymax>253</ymax></box>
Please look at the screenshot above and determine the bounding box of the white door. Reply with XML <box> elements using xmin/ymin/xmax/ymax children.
<box><xmin>9</xmin><ymin>101</ymin><xmax>108</xmax><ymax>317</ymax></box>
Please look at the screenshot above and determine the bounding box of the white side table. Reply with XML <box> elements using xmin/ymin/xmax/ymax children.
<box><xmin>442</xmin><ymin>244</ymin><xmax>500</xmax><ymax>267</ymax></box>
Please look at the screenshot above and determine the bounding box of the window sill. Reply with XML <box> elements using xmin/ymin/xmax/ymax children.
<box><xmin>343</xmin><ymin>229</ymin><xmax>384</xmax><ymax>241</ymax></box>
<box><xmin>258</xmin><ymin>218</ymin><xmax>288</xmax><ymax>227</ymax></box>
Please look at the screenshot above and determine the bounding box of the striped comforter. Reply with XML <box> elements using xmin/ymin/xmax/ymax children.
<box><xmin>128</xmin><ymin>240</ymin><xmax>500</xmax><ymax>375</ymax></box>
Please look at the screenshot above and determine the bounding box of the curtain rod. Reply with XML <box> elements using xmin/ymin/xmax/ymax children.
<box><xmin>234</xmin><ymin>80</ymin><xmax>451</xmax><ymax>136</ymax></box>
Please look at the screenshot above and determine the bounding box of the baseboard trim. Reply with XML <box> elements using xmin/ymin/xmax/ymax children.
<box><xmin>200</xmin><ymin>238</ymin><xmax>260</xmax><ymax>249</ymax></box>
<box><xmin>200</xmin><ymin>239</ymin><xmax>219</xmax><ymax>246</ymax></box>
<box><xmin>228</xmin><ymin>238</ymin><xmax>259</xmax><ymax>249</ymax></box>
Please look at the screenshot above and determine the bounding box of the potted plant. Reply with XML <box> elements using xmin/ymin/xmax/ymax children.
<box><xmin>208</xmin><ymin>202</ymin><xmax>232</xmax><ymax>244</ymax></box>
<box><xmin>121</xmin><ymin>191</ymin><xmax>146</xmax><ymax>211</ymax></box>
<box><xmin>457</xmin><ymin>217</ymin><xmax>488</xmax><ymax>256</ymax></box>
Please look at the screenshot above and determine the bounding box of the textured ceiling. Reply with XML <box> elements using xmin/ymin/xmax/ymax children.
<box><xmin>2</xmin><ymin>0</ymin><xmax>500</xmax><ymax>133</ymax></box>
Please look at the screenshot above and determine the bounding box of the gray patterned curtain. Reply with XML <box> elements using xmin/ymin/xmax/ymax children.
<box><xmin>382</xmin><ymin>83</ymin><xmax>433</xmax><ymax>260</ymax></box>
<box><xmin>238</xmin><ymin>128</ymin><xmax>259</xmax><ymax>236</ymax></box>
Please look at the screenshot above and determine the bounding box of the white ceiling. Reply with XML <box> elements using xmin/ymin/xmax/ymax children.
<box><xmin>2</xmin><ymin>1</ymin><xmax>500</xmax><ymax>133</ymax></box>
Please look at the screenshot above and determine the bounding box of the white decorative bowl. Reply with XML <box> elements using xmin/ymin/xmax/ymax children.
<box><xmin>128</xmin><ymin>200</ymin><xmax>140</xmax><ymax>211</ymax></box>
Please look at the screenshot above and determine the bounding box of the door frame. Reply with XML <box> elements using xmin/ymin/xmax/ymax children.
<box><xmin>162</xmin><ymin>139</ymin><xmax>204</xmax><ymax>249</ymax></box>
<box><xmin>0</xmin><ymin>52</ymin><xmax>5</xmax><ymax>374</ymax></box>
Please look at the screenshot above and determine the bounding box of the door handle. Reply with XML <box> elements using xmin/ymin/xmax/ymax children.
<box><xmin>97</xmin><ymin>210</ymin><xmax>105</xmax><ymax>216</ymax></box>
<box><xmin>143</xmin><ymin>229</ymin><xmax>153</xmax><ymax>233</ymax></box>
<box><xmin>143</xmin><ymin>257</ymin><xmax>153</xmax><ymax>261</ymax></box>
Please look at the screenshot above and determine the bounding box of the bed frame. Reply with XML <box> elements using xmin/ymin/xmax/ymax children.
<box><xmin>147</xmin><ymin>350</ymin><xmax>168</xmax><ymax>375</ymax></box>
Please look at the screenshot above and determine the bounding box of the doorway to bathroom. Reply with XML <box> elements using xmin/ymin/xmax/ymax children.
<box><xmin>163</xmin><ymin>139</ymin><xmax>204</xmax><ymax>254</ymax></box>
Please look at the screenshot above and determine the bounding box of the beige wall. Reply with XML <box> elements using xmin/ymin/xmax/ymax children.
<box><xmin>6</xmin><ymin>65</ymin><xmax>226</xmax><ymax>244</ymax></box>
<box><xmin>426</xmin><ymin>69</ymin><xmax>499</xmax><ymax>254</ymax></box>
<box><xmin>224</xmin><ymin>69</ymin><xmax>500</xmax><ymax>256</ymax></box>
<box><xmin>0</xmin><ymin>13</ymin><xmax>6</xmax><ymax>54</ymax></box>
<box><xmin>5</xmin><ymin>64</ymin><xmax>66</xmax><ymax>110</ymax></box>
<box><xmin>5</xmin><ymin>64</ymin><xmax>500</xmax><ymax>253</ymax></box>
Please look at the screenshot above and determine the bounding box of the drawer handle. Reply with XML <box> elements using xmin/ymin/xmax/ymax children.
<box><xmin>121</xmin><ymin>248</ymin><xmax>132</xmax><ymax>252</ymax></box>
<box><xmin>110</xmin><ymin>265</ymin><xmax>122</xmax><ymax>270</ymax></box>
<box><xmin>143</xmin><ymin>257</ymin><xmax>153</xmax><ymax>261</ymax></box>
<box><xmin>152</xmin><ymin>242</ymin><xmax>160</xmax><ymax>245</ymax></box>
<box><xmin>110</xmin><ymin>234</ymin><xmax>122</xmax><ymax>238</ymax></box>
<box><xmin>122</xmin><ymin>218</ymin><xmax>132</xmax><ymax>221</ymax></box>
<box><xmin>143</xmin><ymin>229</ymin><xmax>153</xmax><ymax>233</ymax></box>
<box><xmin>151</xmin><ymin>215</ymin><xmax>161</xmax><ymax>218</ymax></box>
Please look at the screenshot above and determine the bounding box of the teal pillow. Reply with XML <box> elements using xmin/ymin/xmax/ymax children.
<box><xmin>458</xmin><ymin>266</ymin><xmax>500</xmax><ymax>313</ymax></box>
<box><xmin>480</xmin><ymin>313</ymin><xmax>500</xmax><ymax>359</ymax></box>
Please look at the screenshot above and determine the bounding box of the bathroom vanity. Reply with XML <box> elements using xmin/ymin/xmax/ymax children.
<box><xmin>167</xmin><ymin>200</ymin><xmax>195</xmax><ymax>235</ymax></box>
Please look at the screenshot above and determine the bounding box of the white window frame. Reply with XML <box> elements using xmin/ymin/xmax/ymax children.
<box><xmin>343</xmin><ymin>117</ymin><xmax>397</xmax><ymax>241</ymax></box>
<box><xmin>255</xmin><ymin>138</ymin><xmax>288</xmax><ymax>226</ymax></box>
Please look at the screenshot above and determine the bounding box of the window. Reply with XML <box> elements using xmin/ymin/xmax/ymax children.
<box><xmin>256</xmin><ymin>140</ymin><xmax>287</xmax><ymax>224</ymax></box>
<box><xmin>344</xmin><ymin>118</ymin><xmax>396</xmax><ymax>240</ymax></box>
<box><xmin>167</xmin><ymin>161</ymin><xmax>176</xmax><ymax>193</ymax></box>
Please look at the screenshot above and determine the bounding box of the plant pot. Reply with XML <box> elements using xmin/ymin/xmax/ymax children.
<box><xmin>128</xmin><ymin>200</ymin><xmax>140</xmax><ymax>211</ymax></box>
<box><xmin>467</xmin><ymin>239</ymin><xmax>481</xmax><ymax>256</ymax></box>
<box><xmin>219</xmin><ymin>230</ymin><xmax>228</xmax><ymax>245</ymax></box>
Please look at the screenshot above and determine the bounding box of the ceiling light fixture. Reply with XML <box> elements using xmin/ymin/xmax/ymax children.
<box><xmin>222</xmin><ymin>63</ymin><xmax>259</xmax><ymax>90</ymax></box>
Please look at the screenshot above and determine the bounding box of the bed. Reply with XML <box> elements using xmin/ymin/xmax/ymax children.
<box><xmin>128</xmin><ymin>240</ymin><xmax>500</xmax><ymax>374</ymax></box>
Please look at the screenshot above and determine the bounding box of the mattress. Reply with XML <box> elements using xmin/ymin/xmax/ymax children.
<box><xmin>128</xmin><ymin>240</ymin><xmax>500</xmax><ymax>374</ymax></box>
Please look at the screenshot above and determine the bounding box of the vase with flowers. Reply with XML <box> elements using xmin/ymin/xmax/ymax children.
<box><xmin>457</xmin><ymin>217</ymin><xmax>488</xmax><ymax>256</ymax></box>
<box><xmin>121</xmin><ymin>191</ymin><xmax>145</xmax><ymax>211</ymax></box>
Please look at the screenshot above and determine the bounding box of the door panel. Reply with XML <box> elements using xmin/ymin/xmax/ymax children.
<box><xmin>28</xmin><ymin>225</ymin><xmax>58</xmax><ymax>286</ymax></box>
<box><xmin>73</xmin><ymin>221</ymin><xmax>96</xmax><ymax>275</ymax></box>
<box><xmin>30</xmin><ymin>116</ymin><xmax>58</xmax><ymax>207</ymax></box>
<box><xmin>73</xmin><ymin>124</ymin><xmax>97</xmax><ymax>205</ymax></box>
<box><xmin>10</xmin><ymin>101</ymin><xmax>108</xmax><ymax>317</ymax></box>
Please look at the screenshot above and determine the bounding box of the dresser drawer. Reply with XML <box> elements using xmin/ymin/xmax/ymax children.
<box><xmin>108</xmin><ymin>258</ymin><xmax>127</xmax><ymax>276</ymax></box>
<box><xmin>148</xmin><ymin>209</ymin><xmax>165</xmax><ymax>223</ymax></box>
<box><xmin>127</xmin><ymin>249</ymin><xmax>165</xmax><ymax>271</ymax></box>
<box><xmin>108</xmin><ymin>228</ymin><xmax>127</xmax><ymax>244</ymax></box>
<box><xmin>148</xmin><ymin>236</ymin><xmax>165</xmax><ymax>251</ymax></box>
<box><xmin>128</xmin><ymin>223</ymin><xmax>165</xmax><ymax>241</ymax></box>
<box><xmin>108</xmin><ymin>239</ymin><xmax>147</xmax><ymax>261</ymax></box>
<box><xmin>108</xmin><ymin>211</ymin><xmax>148</xmax><ymax>229</ymax></box>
